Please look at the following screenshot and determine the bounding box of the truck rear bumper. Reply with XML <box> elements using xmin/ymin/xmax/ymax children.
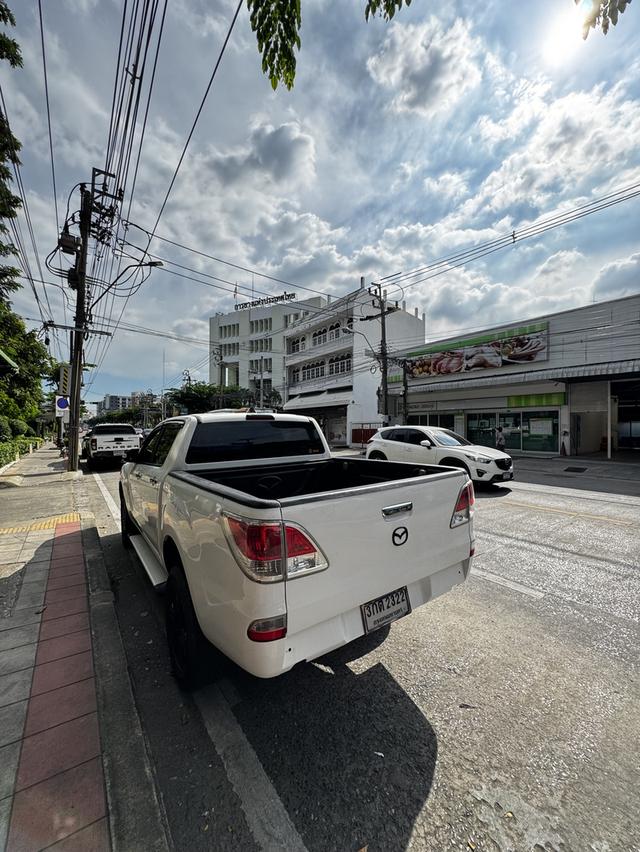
<box><xmin>218</xmin><ymin>557</ymin><xmax>471</xmax><ymax>679</ymax></box>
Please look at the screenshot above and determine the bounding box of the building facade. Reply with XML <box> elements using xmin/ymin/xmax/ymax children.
<box><xmin>209</xmin><ymin>295</ymin><xmax>325</xmax><ymax>403</ymax></box>
<box><xmin>96</xmin><ymin>394</ymin><xmax>132</xmax><ymax>415</ymax></box>
<box><xmin>282</xmin><ymin>282</ymin><xmax>425</xmax><ymax>446</ymax></box>
<box><xmin>387</xmin><ymin>294</ymin><xmax>640</xmax><ymax>456</ymax></box>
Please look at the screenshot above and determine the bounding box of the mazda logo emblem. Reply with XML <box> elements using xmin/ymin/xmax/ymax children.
<box><xmin>392</xmin><ymin>527</ymin><xmax>408</xmax><ymax>546</ymax></box>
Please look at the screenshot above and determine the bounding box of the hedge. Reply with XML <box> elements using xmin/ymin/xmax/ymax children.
<box><xmin>0</xmin><ymin>437</ymin><xmax>44</xmax><ymax>468</ymax></box>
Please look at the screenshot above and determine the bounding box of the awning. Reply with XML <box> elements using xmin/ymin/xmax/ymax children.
<box><xmin>283</xmin><ymin>391</ymin><xmax>353</xmax><ymax>411</ymax></box>
<box><xmin>0</xmin><ymin>346</ymin><xmax>19</xmax><ymax>371</ymax></box>
<box><xmin>389</xmin><ymin>359</ymin><xmax>640</xmax><ymax>395</ymax></box>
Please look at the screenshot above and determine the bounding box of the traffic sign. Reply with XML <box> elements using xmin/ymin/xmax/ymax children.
<box><xmin>55</xmin><ymin>395</ymin><xmax>69</xmax><ymax>417</ymax></box>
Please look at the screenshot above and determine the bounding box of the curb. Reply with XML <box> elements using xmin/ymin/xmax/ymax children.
<box><xmin>82</xmin><ymin>516</ymin><xmax>170</xmax><ymax>852</ymax></box>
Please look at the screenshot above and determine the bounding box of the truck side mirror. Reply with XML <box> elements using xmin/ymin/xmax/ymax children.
<box><xmin>420</xmin><ymin>439</ymin><xmax>433</xmax><ymax>448</ymax></box>
<box><xmin>125</xmin><ymin>449</ymin><xmax>140</xmax><ymax>462</ymax></box>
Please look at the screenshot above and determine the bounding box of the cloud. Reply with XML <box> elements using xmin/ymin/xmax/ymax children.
<box><xmin>367</xmin><ymin>18</ymin><xmax>484</xmax><ymax>117</ymax></box>
<box><xmin>423</xmin><ymin>171</ymin><xmax>469</xmax><ymax>202</ymax></box>
<box><xmin>592</xmin><ymin>252</ymin><xmax>640</xmax><ymax>301</ymax></box>
<box><xmin>208</xmin><ymin>121</ymin><xmax>316</xmax><ymax>186</ymax></box>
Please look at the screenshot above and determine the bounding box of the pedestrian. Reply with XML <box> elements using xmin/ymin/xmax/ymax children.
<box><xmin>495</xmin><ymin>425</ymin><xmax>506</xmax><ymax>451</ymax></box>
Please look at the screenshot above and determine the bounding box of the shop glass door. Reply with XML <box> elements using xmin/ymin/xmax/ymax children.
<box><xmin>498</xmin><ymin>413</ymin><xmax>522</xmax><ymax>451</ymax></box>
<box><xmin>521</xmin><ymin>410</ymin><xmax>559</xmax><ymax>452</ymax></box>
<box><xmin>466</xmin><ymin>412</ymin><xmax>496</xmax><ymax>448</ymax></box>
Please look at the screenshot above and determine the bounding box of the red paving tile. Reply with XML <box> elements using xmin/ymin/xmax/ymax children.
<box><xmin>47</xmin><ymin>574</ymin><xmax>87</xmax><ymax>591</ymax></box>
<box><xmin>39</xmin><ymin>612</ymin><xmax>90</xmax><ymax>641</ymax></box>
<box><xmin>7</xmin><ymin>758</ymin><xmax>106</xmax><ymax>851</ymax></box>
<box><xmin>48</xmin><ymin>559</ymin><xmax>85</xmax><ymax>575</ymax></box>
<box><xmin>24</xmin><ymin>677</ymin><xmax>97</xmax><ymax>736</ymax></box>
<box><xmin>30</xmin><ymin>650</ymin><xmax>93</xmax><ymax>696</ymax></box>
<box><xmin>35</xmin><ymin>630</ymin><xmax>92</xmax><ymax>666</ymax></box>
<box><xmin>45</xmin><ymin>585</ymin><xmax>87</xmax><ymax>605</ymax></box>
<box><xmin>16</xmin><ymin>712</ymin><xmax>100</xmax><ymax>790</ymax></box>
<box><xmin>47</xmin><ymin>818</ymin><xmax>110</xmax><ymax>851</ymax></box>
<box><xmin>51</xmin><ymin>549</ymin><xmax>84</xmax><ymax>562</ymax></box>
<box><xmin>41</xmin><ymin>597</ymin><xmax>87</xmax><ymax>623</ymax></box>
<box><xmin>48</xmin><ymin>568</ymin><xmax>85</xmax><ymax>585</ymax></box>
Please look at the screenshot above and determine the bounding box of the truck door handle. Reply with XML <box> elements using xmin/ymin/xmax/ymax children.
<box><xmin>382</xmin><ymin>502</ymin><xmax>413</xmax><ymax>518</ymax></box>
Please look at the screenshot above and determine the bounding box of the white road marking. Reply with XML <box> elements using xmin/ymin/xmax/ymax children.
<box><xmin>195</xmin><ymin>684</ymin><xmax>309</xmax><ymax>852</ymax></box>
<box><xmin>93</xmin><ymin>472</ymin><xmax>121</xmax><ymax>529</ymax></box>
<box><xmin>471</xmin><ymin>567</ymin><xmax>544</xmax><ymax>600</ymax></box>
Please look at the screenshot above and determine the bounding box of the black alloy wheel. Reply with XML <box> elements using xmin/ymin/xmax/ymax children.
<box><xmin>369</xmin><ymin>451</ymin><xmax>387</xmax><ymax>460</ymax></box>
<box><xmin>165</xmin><ymin>564</ymin><xmax>216</xmax><ymax>690</ymax></box>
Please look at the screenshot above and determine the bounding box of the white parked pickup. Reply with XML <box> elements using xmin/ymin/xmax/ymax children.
<box><xmin>119</xmin><ymin>412</ymin><xmax>475</xmax><ymax>686</ymax></box>
<box><xmin>82</xmin><ymin>423</ymin><xmax>141</xmax><ymax>469</ymax></box>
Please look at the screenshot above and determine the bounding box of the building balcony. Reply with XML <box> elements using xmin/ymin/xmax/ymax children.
<box><xmin>287</xmin><ymin>373</ymin><xmax>354</xmax><ymax>395</ymax></box>
<box><xmin>284</xmin><ymin>338</ymin><xmax>353</xmax><ymax>365</ymax></box>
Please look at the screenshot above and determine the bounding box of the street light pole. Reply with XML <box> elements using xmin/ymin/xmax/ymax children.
<box><xmin>68</xmin><ymin>184</ymin><xmax>90</xmax><ymax>472</ymax></box>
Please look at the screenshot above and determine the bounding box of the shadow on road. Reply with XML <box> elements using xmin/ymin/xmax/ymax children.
<box><xmin>233</xmin><ymin>637</ymin><xmax>438</xmax><ymax>852</ymax></box>
<box><xmin>474</xmin><ymin>483</ymin><xmax>513</xmax><ymax>499</ymax></box>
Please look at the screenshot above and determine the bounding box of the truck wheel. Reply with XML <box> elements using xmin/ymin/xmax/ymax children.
<box><xmin>165</xmin><ymin>563</ymin><xmax>217</xmax><ymax>690</ymax></box>
<box><xmin>369</xmin><ymin>451</ymin><xmax>387</xmax><ymax>460</ymax></box>
<box><xmin>119</xmin><ymin>490</ymin><xmax>135</xmax><ymax>549</ymax></box>
<box><xmin>85</xmin><ymin>457</ymin><xmax>93</xmax><ymax>471</ymax></box>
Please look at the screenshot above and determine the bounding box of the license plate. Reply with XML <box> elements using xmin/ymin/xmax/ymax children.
<box><xmin>502</xmin><ymin>471</ymin><xmax>513</xmax><ymax>480</ymax></box>
<box><xmin>361</xmin><ymin>586</ymin><xmax>411</xmax><ymax>633</ymax></box>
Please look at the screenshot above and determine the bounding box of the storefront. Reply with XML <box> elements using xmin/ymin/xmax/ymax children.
<box><xmin>390</xmin><ymin>294</ymin><xmax>640</xmax><ymax>457</ymax></box>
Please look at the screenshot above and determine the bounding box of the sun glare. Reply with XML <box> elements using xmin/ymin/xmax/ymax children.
<box><xmin>542</xmin><ymin>5</ymin><xmax>585</xmax><ymax>66</ymax></box>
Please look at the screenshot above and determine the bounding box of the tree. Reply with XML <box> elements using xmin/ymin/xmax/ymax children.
<box><xmin>0</xmin><ymin>1</ymin><xmax>22</xmax><ymax>305</ymax></box>
<box><xmin>0</xmin><ymin>300</ymin><xmax>50</xmax><ymax>422</ymax></box>
<box><xmin>246</xmin><ymin>0</ymin><xmax>412</xmax><ymax>90</ymax></box>
<box><xmin>577</xmin><ymin>0</ymin><xmax>633</xmax><ymax>38</ymax></box>
<box><xmin>165</xmin><ymin>382</ymin><xmax>255</xmax><ymax>414</ymax></box>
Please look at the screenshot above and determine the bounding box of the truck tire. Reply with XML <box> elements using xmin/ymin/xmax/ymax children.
<box><xmin>369</xmin><ymin>451</ymin><xmax>387</xmax><ymax>460</ymax></box>
<box><xmin>165</xmin><ymin>562</ymin><xmax>218</xmax><ymax>690</ymax></box>
<box><xmin>85</xmin><ymin>456</ymin><xmax>93</xmax><ymax>471</ymax></box>
<box><xmin>119</xmin><ymin>490</ymin><xmax>135</xmax><ymax>549</ymax></box>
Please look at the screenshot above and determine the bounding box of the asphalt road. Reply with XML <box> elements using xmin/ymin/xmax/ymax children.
<box><xmin>83</xmin><ymin>464</ymin><xmax>640</xmax><ymax>852</ymax></box>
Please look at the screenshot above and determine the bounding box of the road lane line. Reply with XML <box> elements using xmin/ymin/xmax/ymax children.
<box><xmin>93</xmin><ymin>471</ymin><xmax>121</xmax><ymax>528</ymax></box>
<box><xmin>501</xmin><ymin>500</ymin><xmax>634</xmax><ymax>526</ymax></box>
<box><xmin>195</xmin><ymin>684</ymin><xmax>309</xmax><ymax>852</ymax></box>
<box><xmin>471</xmin><ymin>567</ymin><xmax>544</xmax><ymax>599</ymax></box>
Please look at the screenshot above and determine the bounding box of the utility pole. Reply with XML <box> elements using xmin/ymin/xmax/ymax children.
<box><xmin>360</xmin><ymin>282</ymin><xmax>398</xmax><ymax>425</ymax></box>
<box><xmin>259</xmin><ymin>355</ymin><xmax>264</xmax><ymax>408</ymax></box>
<box><xmin>402</xmin><ymin>360</ymin><xmax>409</xmax><ymax>424</ymax></box>
<box><xmin>67</xmin><ymin>183</ymin><xmax>91</xmax><ymax>471</ymax></box>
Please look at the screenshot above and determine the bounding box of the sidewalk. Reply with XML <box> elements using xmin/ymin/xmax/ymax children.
<box><xmin>0</xmin><ymin>447</ymin><xmax>167</xmax><ymax>852</ymax></box>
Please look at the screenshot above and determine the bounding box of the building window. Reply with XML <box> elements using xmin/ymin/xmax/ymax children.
<box><xmin>301</xmin><ymin>360</ymin><xmax>325</xmax><ymax>381</ymax></box>
<box><xmin>291</xmin><ymin>367</ymin><xmax>300</xmax><ymax>384</ymax></box>
<box><xmin>289</xmin><ymin>337</ymin><xmax>306</xmax><ymax>354</ymax></box>
<box><xmin>312</xmin><ymin>328</ymin><xmax>327</xmax><ymax>346</ymax></box>
<box><xmin>328</xmin><ymin>354</ymin><xmax>351</xmax><ymax>375</ymax></box>
<box><xmin>328</xmin><ymin>322</ymin><xmax>341</xmax><ymax>341</ymax></box>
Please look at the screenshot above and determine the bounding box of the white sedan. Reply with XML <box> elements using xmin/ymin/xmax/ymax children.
<box><xmin>366</xmin><ymin>425</ymin><xmax>514</xmax><ymax>484</ymax></box>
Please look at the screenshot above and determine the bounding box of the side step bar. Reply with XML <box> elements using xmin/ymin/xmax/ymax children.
<box><xmin>129</xmin><ymin>534</ymin><xmax>169</xmax><ymax>589</ymax></box>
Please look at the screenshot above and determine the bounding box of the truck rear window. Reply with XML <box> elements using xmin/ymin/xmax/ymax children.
<box><xmin>185</xmin><ymin>420</ymin><xmax>325</xmax><ymax>464</ymax></box>
<box><xmin>92</xmin><ymin>425</ymin><xmax>137</xmax><ymax>435</ymax></box>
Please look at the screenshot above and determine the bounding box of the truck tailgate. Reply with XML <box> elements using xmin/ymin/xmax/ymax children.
<box><xmin>98</xmin><ymin>436</ymin><xmax>139</xmax><ymax>451</ymax></box>
<box><xmin>281</xmin><ymin>470</ymin><xmax>471</xmax><ymax>635</ymax></box>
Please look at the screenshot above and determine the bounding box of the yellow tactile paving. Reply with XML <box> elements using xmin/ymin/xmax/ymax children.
<box><xmin>0</xmin><ymin>513</ymin><xmax>81</xmax><ymax>535</ymax></box>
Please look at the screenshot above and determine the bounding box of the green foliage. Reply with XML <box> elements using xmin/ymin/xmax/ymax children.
<box><xmin>0</xmin><ymin>301</ymin><xmax>50</xmax><ymax>421</ymax></box>
<box><xmin>0</xmin><ymin>3</ymin><xmax>22</xmax><ymax>305</ymax></box>
<box><xmin>0</xmin><ymin>435</ymin><xmax>42</xmax><ymax>467</ymax></box>
<box><xmin>577</xmin><ymin>0</ymin><xmax>633</xmax><ymax>38</ymax></box>
<box><xmin>165</xmin><ymin>382</ymin><xmax>255</xmax><ymax>414</ymax></box>
<box><xmin>9</xmin><ymin>416</ymin><xmax>27</xmax><ymax>435</ymax></box>
<box><xmin>246</xmin><ymin>0</ymin><xmax>410</xmax><ymax>90</ymax></box>
<box><xmin>0</xmin><ymin>414</ymin><xmax>10</xmax><ymax>441</ymax></box>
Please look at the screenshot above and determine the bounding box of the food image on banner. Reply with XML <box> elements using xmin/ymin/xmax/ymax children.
<box><xmin>403</xmin><ymin>323</ymin><xmax>549</xmax><ymax>379</ymax></box>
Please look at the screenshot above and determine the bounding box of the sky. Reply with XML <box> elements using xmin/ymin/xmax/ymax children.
<box><xmin>2</xmin><ymin>0</ymin><xmax>639</xmax><ymax>407</ymax></box>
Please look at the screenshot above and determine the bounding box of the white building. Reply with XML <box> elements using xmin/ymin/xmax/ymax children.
<box><xmin>96</xmin><ymin>394</ymin><xmax>132</xmax><ymax>414</ymax></box>
<box><xmin>282</xmin><ymin>281</ymin><xmax>425</xmax><ymax>446</ymax></box>
<box><xmin>209</xmin><ymin>294</ymin><xmax>325</xmax><ymax>402</ymax></box>
<box><xmin>388</xmin><ymin>293</ymin><xmax>640</xmax><ymax>456</ymax></box>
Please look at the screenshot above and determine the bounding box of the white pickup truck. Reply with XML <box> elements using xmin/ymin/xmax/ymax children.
<box><xmin>82</xmin><ymin>423</ymin><xmax>142</xmax><ymax>469</ymax></box>
<box><xmin>119</xmin><ymin>412</ymin><xmax>475</xmax><ymax>686</ymax></box>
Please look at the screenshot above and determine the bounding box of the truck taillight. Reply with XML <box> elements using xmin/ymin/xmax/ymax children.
<box><xmin>450</xmin><ymin>482</ymin><xmax>475</xmax><ymax>528</ymax></box>
<box><xmin>90</xmin><ymin>438</ymin><xmax>97</xmax><ymax>451</ymax></box>
<box><xmin>247</xmin><ymin>614</ymin><xmax>287</xmax><ymax>642</ymax></box>
<box><xmin>222</xmin><ymin>515</ymin><xmax>328</xmax><ymax>582</ymax></box>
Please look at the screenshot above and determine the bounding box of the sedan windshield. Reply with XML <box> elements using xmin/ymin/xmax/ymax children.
<box><xmin>432</xmin><ymin>429</ymin><xmax>472</xmax><ymax>447</ymax></box>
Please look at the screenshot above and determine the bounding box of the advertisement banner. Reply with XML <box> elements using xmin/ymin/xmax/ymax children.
<box><xmin>405</xmin><ymin>323</ymin><xmax>548</xmax><ymax>379</ymax></box>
